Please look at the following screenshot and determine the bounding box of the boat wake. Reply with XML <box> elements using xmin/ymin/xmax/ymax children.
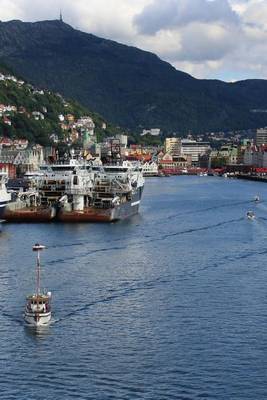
<box><xmin>158</xmin><ymin>217</ymin><xmax>244</xmax><ymax>241</ymax></box>
<box><xmin>45</xmin><ymin>217</ymin><xmax>245</xmax><ymax>267</ymax></box>
<box><xmin>54</xmin><ymin>277</ymin><xmax>165</xmax><ymax>323</ymax></box>
<box><xmin>2</xmin><ymin>311</ymin><xmax>24</xmax><ymax>325</ymax></box>
<box><xmin>165</xmin><ymin>200</ymin><xmax>257</xmax><ymax>222</ymax></box>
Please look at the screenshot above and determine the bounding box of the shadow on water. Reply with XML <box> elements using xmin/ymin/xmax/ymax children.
<box><xmin>45</xmin><ymin>216</ymin><xmax>245</xmax><ymax>267</ymax></box>
<box><xmin>24</xmin><ymin>324</ymin><xmax>52</xmax><ymax>339</ymax></box>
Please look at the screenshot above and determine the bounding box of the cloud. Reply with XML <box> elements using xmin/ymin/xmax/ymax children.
<box><xmin>177</xmin><ymin>23</ymin><xmax>239</xmax><ymax>62</ymax></box>
<box><xmin>134</xmin><ymin>0</ymin><xmax>239</xmax><ymax>34</ymax></box>
<box><xmin>1</xmin><ymin>0</ymin><xmax>267</xmax><ymax>80</ymax></box>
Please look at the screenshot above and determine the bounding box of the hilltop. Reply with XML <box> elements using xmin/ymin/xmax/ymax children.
<box><xmin>0</xmin><ymin>19</ymin><xmax>267</xmax><ymax>134</ymax></box>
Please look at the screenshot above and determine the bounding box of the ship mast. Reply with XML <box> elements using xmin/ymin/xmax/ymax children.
<box><xmin>33</xmin><ymin>244</ymin><xmax>46</xmax><ymax>297</ymax></box>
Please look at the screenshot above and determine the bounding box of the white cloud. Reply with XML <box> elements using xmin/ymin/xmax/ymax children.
<box><xmin>1</xmin><ymin>0</ymin><xmax>267</xmax><ymax>80</ymax></box>
<box><xmin>178</xmin><ymin>22</ymin><xmax>239</xmax><ymax>62</ymax></box>
<box><xmin>134</xmin><ymin>0</ymin><xmax>239</xmax><ymax>34</ymax></box>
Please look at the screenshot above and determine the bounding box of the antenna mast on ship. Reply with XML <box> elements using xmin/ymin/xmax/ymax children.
<box><xmin>33</xmin><ymin>244</ymin><xmax>46</xmax><ymax>296</ymax></box>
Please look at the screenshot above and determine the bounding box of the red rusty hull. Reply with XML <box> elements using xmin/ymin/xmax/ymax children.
<box><xmin>3</xmin><ymin>207</ymin><xmax>56</xmax><ymax>222</ymax></box>
<box><xmin>57</xmin><ymin>208</ymin><xmax>115</xmax><ymax>222</ymax></box>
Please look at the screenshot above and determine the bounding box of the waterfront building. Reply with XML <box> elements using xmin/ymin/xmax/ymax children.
<box><xmin>181</xmin><ymin>139</ymin><xmax>210</xmax><ymax>164</ymax></box>
<box><xmin>243</xmin><ymin>144</ymin><xmax>267</xmax><ymax>168</ymax></box>
<box><xmin>116</xmin><ymin>134</ymin><xmax>128</xmax><ymax>148</ymax></box>
<box><xmin>0</xmin><ymin>145</ymin><xmax>44</xmax><ymax>177</ymax></box>
<box><xmin>159</xmin><ymin>154</ymin><xmax>189</xmax><ymax>172</ymax></box>
<box><xmin>243</xmin><ymin>145</ymin><xmax>255</xmax><ymax>166</ymax></box>
<box><xmin>218</xmin><ymin>144</ymin><xmax>238</xmax><ymax>164</ymax></box>
<box><xmin>142</xmin><ymin>161</ymin><xmax>158</xmax><ymax>176</ymax></box>
<box><xmin>256</xmin><ymin>127</ymin><xmax>267</xmax><ymax>146</ymax></box>
<box><xmin>0</xmin><ymin>149</ymin><xmax>17</xmax><ymax>177</ymax></box>
<box><xmin>253</xmin><ymin>147</ymin><xmax>267</xmax><ymax>167</ymax></box>
<box><xmin>164</xmin><ymin>137</ymin><xmax>181</xmax><ymax>155</ymax></box>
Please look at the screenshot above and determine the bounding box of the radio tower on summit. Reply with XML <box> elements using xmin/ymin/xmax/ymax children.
<box><xmin>59</xmin><ymin>9</ymin><xmax>63</xmax><ymax>22</ymax></box>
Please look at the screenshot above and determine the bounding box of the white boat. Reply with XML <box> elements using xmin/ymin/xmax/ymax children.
<box><xmin>24</xmin><ymin>244</ymin><xmax>52</xmax><ymax>327</ymax></box>
<box><xmin>246</xmin><ymin>211</ymin><xmax>255</xmax><ymax>220</ymax></box>
<box><xmin>254</xmin><ymin>195</ymin><xmax>260</xmax><ymax>203</ymax></box>
<box><xmin>0</xmin><ymin>172</ymin><xmax>11</xmax><ymax>218</ymax></box>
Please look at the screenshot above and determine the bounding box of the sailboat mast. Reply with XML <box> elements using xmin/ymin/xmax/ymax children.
<box><xmin>36</xmin><ymin>248</ymin><xmax>41</xmax><ymax>296</ymax></box>
<box><xmin>33</xmin><ymin>244</ymin><xmax>46</xmax><ymax>298</ymax></box>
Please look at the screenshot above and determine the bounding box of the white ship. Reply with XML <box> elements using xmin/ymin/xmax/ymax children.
<box><xmin>57</xmin><ymin>161</ymin><xmax>145</xmax><ymax>222</ymax></box>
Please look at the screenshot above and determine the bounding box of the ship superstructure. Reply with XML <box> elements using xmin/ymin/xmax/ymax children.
<box><xmin>58</xmin><ymin>161</ymin><xmax>145</xmax><ymax>222</ymax></box>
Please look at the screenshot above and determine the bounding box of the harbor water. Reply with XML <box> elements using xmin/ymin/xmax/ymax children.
<box><xmin>1</xmin><ymin>176</ymin><xmax>267</xmax><ymax>399</ymax></box>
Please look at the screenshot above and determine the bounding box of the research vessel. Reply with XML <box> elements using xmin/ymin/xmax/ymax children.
<box><xmin>57</xmin><ymin>162</ymin><xmax>144</xmax><ymax>222</ymax></box>
<box><xmin>3</xmin><ymin>157</ymin><xmax>145</xmax><ymax>223</ymax></box>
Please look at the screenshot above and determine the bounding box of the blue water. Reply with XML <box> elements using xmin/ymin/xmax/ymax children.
<box><xmin>1</xmin><ymin>176</ymin><xmax>267</xmax><ymax>400</ymax></box>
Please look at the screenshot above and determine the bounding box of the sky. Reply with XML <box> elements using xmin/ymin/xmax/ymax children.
<box><xmin>1</xmin><ymin>0</ymin><xmax>267</xmax><ymax>81</ymax></box>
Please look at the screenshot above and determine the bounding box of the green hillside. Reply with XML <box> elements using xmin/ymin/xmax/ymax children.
<box><xmin>0</xmin><ymin>63</ymin><xmax>123</xmax><ymax>145</ymax></box>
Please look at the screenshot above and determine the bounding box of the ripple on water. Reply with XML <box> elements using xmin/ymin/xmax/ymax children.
<box><xmin>1</xmin><ymin>177</ymin><xmax>267</xmax><ymax>399</ymax></box>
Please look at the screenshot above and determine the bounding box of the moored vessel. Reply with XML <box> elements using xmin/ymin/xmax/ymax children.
<box><xmin>0</xmin><ymin>172</ymin><xmax>11</xmax><ymax>218</ymax></box>
<box><xmin>3</xmin><ymin>154</ymin><xmax>145</xmax><ymax>223</ymax></box>
<box><xmin>24</xmin><ymin>244</ymin><xmax>52</xmax><ymax>327</ymax></box>
<box><xmin>3</xmin><ymin>159</ymin><xmax>84</xmax><ymax>222</ymax></box>
<box><xmin>3</xmin><ymin>191</ymin><xmax>56</xmax><ymax>222</ymax></box>
<box><xmin>57</xmin><ymin>162</ymin><xmax>144</xmax><ymax>222</ymax></box>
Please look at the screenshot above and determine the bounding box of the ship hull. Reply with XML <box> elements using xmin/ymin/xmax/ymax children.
<box><xmin>0</xmin><ymin>202</ymin><xmax>7</xmax><ymax>218</ymax></box>
<box><xmin>3</xmin><ymin>204</ymin><xmax>57</xmax><ymax>222</ymax></box>
<box><xmin>58</xmin><ymin>188</ymin><xmax>143</xmax><ymax>222</ymax></box>
<box><xmin>24</xmin><ymin>311</ymin><xmax>52</xmax><ymax>327</ymax></box>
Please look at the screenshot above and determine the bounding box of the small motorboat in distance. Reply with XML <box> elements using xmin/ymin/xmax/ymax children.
<box><xmin>254</xmin><ymin>195</ymin><xmax>260</xmax><ymax>203</ymax></box>
<box><xmin>246</xmin><ymin>211</ymin><xmax>255</xmax><ymax>220</ymax></box>
<box><xmin>24</xmin><ymin>244</ymin><xmax>52</xmax><ymax>327</ymax></box>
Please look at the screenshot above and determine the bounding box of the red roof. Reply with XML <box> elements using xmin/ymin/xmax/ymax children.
<box><xmin>0</xmin><ymin>137</ymin><xmax>13</xmax><ymax>144</ymax></box>
<box><xmin>254</xmin><ymin>168</ymin><xmax>267</xmax><ymax>173</ymax></box>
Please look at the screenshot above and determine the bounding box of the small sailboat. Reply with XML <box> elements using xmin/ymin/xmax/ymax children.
<box><xmin>246</xmin><ymin>211</ymin><xmax>255</xmax><ymax>220</ymax></box>
<box><xmin>254</xmin><ymin>195</ymin><xmax>260</xmax><ymax>203</ymax></box>
<box><xmin>24</xmin><ymin>244</ymin><xmax>52</xmax><ymax>327</ymax></box>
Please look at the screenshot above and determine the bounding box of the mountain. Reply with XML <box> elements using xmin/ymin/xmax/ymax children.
<box><xmin>1</xmin><ymin>19</ymin><xmax>267</xmax><ymax>133</ymax></box>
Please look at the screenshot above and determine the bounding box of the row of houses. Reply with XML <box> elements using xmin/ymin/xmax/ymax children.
<box><xmin>0</xmin><ymin>145</ymin><xmax>45</xmax><ymax>178</ymax></box>
<box><xmin>0</xmin><ymin>73</ymin><xmax>24</xmax><ymax>86</ymax></box>
<box><xmin>243</xmin><ymin>145</ymin><xmax>267</xmax><ymax>168</ymax></box>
